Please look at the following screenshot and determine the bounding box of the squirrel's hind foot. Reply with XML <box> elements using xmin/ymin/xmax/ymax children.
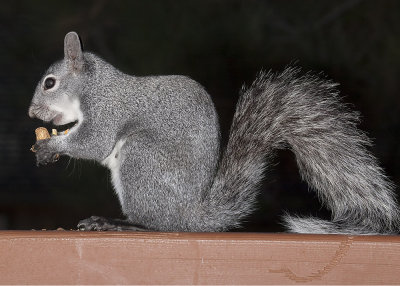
<box><xmin>77</xmin><ymin>216</ymin><xmax>148</xmax><ymax>231</ymax></box>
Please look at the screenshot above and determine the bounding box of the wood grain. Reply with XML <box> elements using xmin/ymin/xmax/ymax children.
<box><xmin>0</xmin><ymin>231</ymin><xmax>399</xmax><ymax>284</ymax></box>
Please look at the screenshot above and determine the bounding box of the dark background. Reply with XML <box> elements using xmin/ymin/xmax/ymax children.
<box><xmin>0</xmin><ymin>0</ymin><xmax>399</xmax><ymax>231</ymax></box>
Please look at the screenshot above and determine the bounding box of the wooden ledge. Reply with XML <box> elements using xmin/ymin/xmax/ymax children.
<box><xmin>0</xmin><ymin>231</ymin><xmax>399</xmax><ymax>284</ymax></box>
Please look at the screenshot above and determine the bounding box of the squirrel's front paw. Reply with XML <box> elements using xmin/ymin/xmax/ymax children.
<box><xmin>33</xmin><ymin>139</ymin><xmax>60</xmax><ymax>166</ymax></box>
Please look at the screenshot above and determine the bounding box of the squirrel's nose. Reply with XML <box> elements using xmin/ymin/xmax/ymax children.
<box><xmin>28</xmin><ymin>106</ymin><xmax>36</xmax><ymax>118</ymax></box>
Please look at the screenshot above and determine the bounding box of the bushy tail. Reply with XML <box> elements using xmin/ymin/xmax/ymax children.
<box><xmin>202</xmin><ymin>67</ymin><xmax>399</xmax><ymax>234</ymax></box>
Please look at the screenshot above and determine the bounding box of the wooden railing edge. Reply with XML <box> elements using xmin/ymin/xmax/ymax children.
<box><xmin>0</xmin><ymin>231</ymin><xmax>399</xmax><ymax>284</ymax></box>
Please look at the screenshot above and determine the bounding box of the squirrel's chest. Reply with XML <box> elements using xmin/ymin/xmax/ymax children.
<box><xmin>102</xmin><ymin>139</ymin><xmax>126</xmax><ymax>199</ymax></box>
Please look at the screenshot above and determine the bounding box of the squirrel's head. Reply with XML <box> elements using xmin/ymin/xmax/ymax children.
<box><xmin>28</xmin><ymin>31</ymin><xmax>85</xmax><ymax>132</ymax></box>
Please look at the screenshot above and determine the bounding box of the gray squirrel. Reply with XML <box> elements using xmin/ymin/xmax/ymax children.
<box><xmin>28</xmin><ymin>31</ymin><xmax>400</xmax><ymax>234</ymax></box>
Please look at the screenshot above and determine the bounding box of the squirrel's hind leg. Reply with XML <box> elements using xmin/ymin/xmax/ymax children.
<box><xmin>77</xmin><ymin>216</ymin><xmax>148</xmax><ymax>231</ymax></box>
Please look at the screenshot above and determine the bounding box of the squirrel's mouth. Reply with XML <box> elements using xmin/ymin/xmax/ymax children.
<box><xmin>44</xmin><ymin>112</ymin><xmax>79</xmax><ymax>135</ymax></box>
<box><xmin>53</xmin><ymin>120</ymin><xmax>79</xmax><ymax>134</ymax></box>
<box><xmin>48</xmin><ymin>110</ymin><xmax>81</xmax><ymax>135</ymax></box>
<box><xmin>39</xmin><ymin>119</ymin><xmax>79</xmax><ymax>136</ymax></box>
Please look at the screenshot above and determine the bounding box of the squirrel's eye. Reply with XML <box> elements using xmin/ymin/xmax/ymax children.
<box><xmin>44</xmin><ymin>77</ymin><xmax>56</xmax><ymax>90</ymax></box>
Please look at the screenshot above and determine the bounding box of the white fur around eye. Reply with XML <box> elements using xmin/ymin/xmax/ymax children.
<box><xmin>43</xmin><ymin>74</ymin><xmax>60</xmax><ymax>92</ymax></box>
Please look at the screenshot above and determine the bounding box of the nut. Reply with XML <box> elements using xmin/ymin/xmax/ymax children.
<box><xmin>31</xmin><ymin>127</ymin><xmax>51</xmax><ymax>153</ymax></box>
<box><xmin>35</xmin><ymin>127</ymin><xmax>50</xmax><ymax>141</ymax></box>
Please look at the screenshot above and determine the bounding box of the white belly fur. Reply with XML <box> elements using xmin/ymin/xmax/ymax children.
<box><xmin>102</xmin><ymin>139</ymin><xmax>126</xmax><ymax>201</ymax></box>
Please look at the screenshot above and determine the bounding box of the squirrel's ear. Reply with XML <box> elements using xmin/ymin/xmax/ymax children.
<box><xmin>64</xmin><ymin>31</ymin><xmax>84</xmax><ymax>71</ymax></box>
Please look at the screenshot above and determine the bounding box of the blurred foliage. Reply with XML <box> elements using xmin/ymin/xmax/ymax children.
<box><xmin>0</xmin><ymin>0</ymin><xmax>399</xmax><ymax>231</ymax></box>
